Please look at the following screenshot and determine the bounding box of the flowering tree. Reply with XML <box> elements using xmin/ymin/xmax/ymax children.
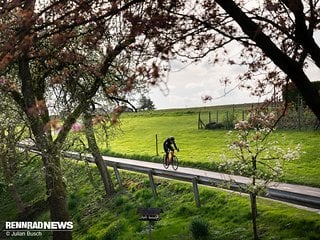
<box><xmin>154</xmin><ymin>0</ymin><xmax>320</xmax><ymax>120</ymax></box>
<box><xmin>0</xmin><ymin>1</ymin><xmax>180</xmax><ymax>239</ymax></box>
<box><xmin>1</xmin><ymin>1</ymin><xmax>317</xmax><ymax>238</ymax></box>
<box><xmin>220</xmin><ymin>108</ymin><xmax>302</xmax><ymax>240</ymax></box>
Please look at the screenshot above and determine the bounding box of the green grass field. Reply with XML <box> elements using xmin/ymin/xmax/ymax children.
<box><xmin>1</xmin><ymin>157</ymin><xmax>319</xmax><ymax>240</ymax></box>
<box><xmin>1</xmin><ymin>106</ymin><xmax>319</xmax><ymax>240</ymax></box>
<box><xmin>99</xmin><ymin>109</ymin><xmax>320</xmax><ymax>187</ymax></box>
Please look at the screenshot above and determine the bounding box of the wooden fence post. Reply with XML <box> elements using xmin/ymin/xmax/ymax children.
<box><xmin>216</xmin><ymin>110</ymin><xmax>219</xmax><ymax>123</ymax></box>
<box><xmin>226</xmin><ymin>111</ymin><xmax>229</xmax><ymax>130</ymax></box>
<box><xmin>232</xmin><ymin>105</ymin><xmax>235</xmax><ymax>121</ymax></box>
<box><xmin>298</xmin><ymin>96</ymin><xmax>302</xmax><ymax>131</ymax></box>
<box><xmin>155</xmin><ymin>134</ymin><xmax>159</xmax><ymax>156</ymax></box>
<box><xmin>192</xmin><ymin>177</ymin><xmax>201</xmax><ymax>207</ymax></box>
<box><xmin>198</xmin><ymin>112</ymin><xmax>205</xmax><ymax>129</ymax></box>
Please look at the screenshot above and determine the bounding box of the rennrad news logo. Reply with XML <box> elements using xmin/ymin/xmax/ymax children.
<box><xmin>6</xmin><ymin>221</ymin><xmax>73</xmax><ymax>230</ymax></box>
<box><xmin>4</xmin><ymin>221</ymin><xmax>73</xmax><ymax>237</ymax></box>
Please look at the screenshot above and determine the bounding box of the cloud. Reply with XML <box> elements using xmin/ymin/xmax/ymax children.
<box><xmin>149</xmin><ymin>31</ymin><xmax>320</xmax><ymax>110</ymax></box>
<box><xmin>185</xmin><ymin>82</ymin><xmax>204</xmax><ymax>89</ymax></box>
<box><xmin>150</xmin><ymin>58</ymin><xmax>263</xmax><ymax>109</ymax></box>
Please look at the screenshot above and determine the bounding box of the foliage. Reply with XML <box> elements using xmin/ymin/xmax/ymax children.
<box><xmin>137</xmin><ymin>95</ymin><xmax>156</xmax><ymax>111</ymax></box>
<box><xmin>222</xmin><ymin>112</ymin><xmax>238</xmax><ymax>130</ymax></box>
<box><xmin>219</xmin><ymin>108</ymin><xmax>302</xmax><ymax>240</ymax></box>
<box><xmin>283</xmin><ymin>81</ymin><xmax>320</xmax><ymax>108</ymax></box>
<box><xmin>0</xmin><ymin>2</ymin><xmax>182</xmax><ymax>235</ymax></box>
<box><xmin>1</xmin><ymin>2</ymin><xmax>320</xmax><ymax>239</ymax></box>
<box><xmin>0</xmin><ymin>92</ymin><xmax>29</xmax><ymax>213</ymax></box>
<box><xmin>220</xmin><ymin>109</ymin><xmax>302</xmax><ymax>192</ymax></box>
<box><xmin>189</xmin><ymin>218</ymin><xmax>211</xmax><ymax>240</ymax></box>
<box><xmin>154</xmin><ymin>0</ymin><xmax>320</xmax><ymax>120</ymax></box>
<box><xmin>102</xmin><ymin>219</ymin><xmax>125</xmax><ymax>240</ymax></box>
<box><xmin>1</xmin><ymin>158</ymin><xmax>320</xmax><ymax>240</ymax></box>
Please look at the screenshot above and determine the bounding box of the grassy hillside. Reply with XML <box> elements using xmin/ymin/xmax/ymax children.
<box><xmin>1</xmin><ymin>105</ymin><xmax>319</xmax><ymax>239</ymax></box>
<box><xmin>100</xmin><ymin>109</ymin><xmax>320</xmax><ymax>187</ymax></box>
<box><xmin>1</xmin><ymin>157</ymin><xmax>320</xmax><ymax>240</ymax></box>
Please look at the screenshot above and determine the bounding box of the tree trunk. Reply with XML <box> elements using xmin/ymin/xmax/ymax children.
<box><xmin>18</xmin><ymin>55</ymin><xmax>72</xmax><ymax>240</ymax></box>
<box><xmin>8</xmin><ymin>184</ymin><xmax>25</xmax><ymax>213</ymax></box>
<box><xmin>215</xmin><ymin>0</ymin><xmax>320</xmax><ymax>121</ymax></box>
<box><xmin>83</xmin><ymin>111</ymin><xmax>115</xmax><ymax>197</ymax></box>
<box><xmin>42</xmin><ymin>146</ymin><xmax>72</xmax><ymax>240</ymax></box>
<box><xmin>250</xmin><ymin>157</ymin><xmax>259</xmax><ymax>240</ymax></box>
<box><xmin>250</xmin><ymin>192</ymin><xmax>259</xmax><ymax>240</ymax></box>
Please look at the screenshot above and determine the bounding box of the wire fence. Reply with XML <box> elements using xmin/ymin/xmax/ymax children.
<box><xmin>198</xmin><ymin>103</ymin><xmax>319</xmax><ymax>131</ymax></box>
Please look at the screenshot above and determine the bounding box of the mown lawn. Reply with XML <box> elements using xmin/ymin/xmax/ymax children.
<box><xmin>99</xmin><ymin>110</ymin><xmax>320</xmax><ymax>187</ymax></box>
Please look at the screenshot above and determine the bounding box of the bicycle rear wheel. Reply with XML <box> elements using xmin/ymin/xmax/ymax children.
<box><xmin>163</xmin><ymin>155</ymin><xmax>169</xmax><ymax>169</ymax></box>
<box><xmin>172</xmin><ymin>155</ymin><xmax>179</xmax><ymax>170</ymax></box>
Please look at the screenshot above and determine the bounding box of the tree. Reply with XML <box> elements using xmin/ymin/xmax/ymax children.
<box><xmin>155</xmin><ymin>0</ymin><xmax>320</xmax><ymax>120</ymax></box>
<box><xmin>0</xmin><ymin>93</ymin><xmax>27</xmax><ymax>214</ymax></box>
<box><xmin>283</xmin><ymin>81</ymin><xmax>320</xmax><ymax>108</ymax></box>
<box><xmin>0</xmin><ymin>1</ymin><xmax>179</xmax><ymax>239</ymax></box>
<box><xmin>83</xmin><ymin>107</ymin><xmax>115</xmax><ymax>197</ymax></box>
<box><xmin>220</xmin><ymin>108</ymin><xmax>301</xmax><ymax>240</ymax></box>
<box><xmin>138</xmin><ymin>95</ymin><xmax>156</xmax><ymax>111</ymax></box>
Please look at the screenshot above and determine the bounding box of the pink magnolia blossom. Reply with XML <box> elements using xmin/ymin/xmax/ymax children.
<box><xmin>0</xmin><ymin>77</ymin><xmax>7</xmax><ymax>85</ymax></box>
<box><xmin>71</xmin><ymin>122</ymin><xmax>83</xmax><ymax>132</ymax></box>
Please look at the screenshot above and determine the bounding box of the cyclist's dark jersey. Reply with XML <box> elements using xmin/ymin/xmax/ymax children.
<box><xmin>163</xmin><ymin>138</ymin><xmax>178</xmax><ymax>153</ymax></box>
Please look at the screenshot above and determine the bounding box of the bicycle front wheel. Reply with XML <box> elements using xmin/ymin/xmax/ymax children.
<box><xmin>172</xmin><ymin>155</ymin><xmax>179</xmax><ymax>170</ymax></box>
<box><xmin>163</xmin><ymin>155</ymin><xmax>169</xmax><ymax>169</ymax></box>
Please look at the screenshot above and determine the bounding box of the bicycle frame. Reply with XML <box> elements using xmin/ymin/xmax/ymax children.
<box><xmin>163</xmin><ymin>150</ymin><xmax>178</xmax><ymax>170</ymax></box>
<box><xmin>168</xmin><ymin>150</ymin><xmax>174</xmax><ymax>162</ymax></box>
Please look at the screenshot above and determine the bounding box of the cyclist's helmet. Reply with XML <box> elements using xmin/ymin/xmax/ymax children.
<box><xmin>169</xmin><ymin>136</ymin><xmax>175</xmax><ymax>141</ymax></box>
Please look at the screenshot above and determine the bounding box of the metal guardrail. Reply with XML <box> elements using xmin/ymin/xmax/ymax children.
<box><xmin>17</xmin><ymin>143</ymin><xmax>320</xmax><ymax>210</ymax></box>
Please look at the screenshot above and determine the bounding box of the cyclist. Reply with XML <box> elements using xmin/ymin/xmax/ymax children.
<box><xmin>163</xmin><ymin>136</ymin><xmax>179</xmax><ymax>164</ymax></box>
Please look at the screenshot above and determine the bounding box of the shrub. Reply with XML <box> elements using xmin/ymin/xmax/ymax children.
<box><xmin>189</xmin><ymin>218</ymin><xmax>210</xmax><ymax>240</ymax></box>
<box><xmin>205</xmin><ymin>122</ymin><xmax>224</xmax><ymax>130</ymax></box>
<box><xmin>68</xmin><ymin>193</ymin><xmax>78</xmax><ymax>210</ymax></box>
<box><xmin>0</xmin><ymin>182</ymin><xmax>5</xmax><ymax>194</ymax></box>
<box><xmin>102</xmin><ymin>219</ymin><xmax>125</xmax><ymax>240</ymax></box>
<box><xmin>84</xmin><ymin>235</ymin><xmax>97</xmax><ymax>240</ymax></box>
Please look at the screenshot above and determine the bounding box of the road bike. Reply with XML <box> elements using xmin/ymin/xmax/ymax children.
<box><xmin>163</xmin><ymin>150</ymin><xmax>179</xmax><ymax>170</ymax></box>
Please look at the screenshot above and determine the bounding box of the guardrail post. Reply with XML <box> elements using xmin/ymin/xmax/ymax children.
<box><xmin>192</xmin><ymin>177</ymin><xmax>201</xmax><ymax>207</ymax></box>
<box><xmin>148</xmin><ymin>170</ymin><xmax>157</xmax><ymax>198</ymax></box>
<box><xmin>113</xmin><ymin>165</ymin><xmax>123</xmax><ymax>189</ymax></box>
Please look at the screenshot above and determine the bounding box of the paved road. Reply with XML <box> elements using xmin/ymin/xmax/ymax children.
<box><xmin>17</xmin><ymin>142</ymin><xmax>320</xmax><ymax>212</ymax></box>
<box><xmin>101</xmin><ymin>155</ymin><xmax>320</xmax><ymax>212</ymax></box>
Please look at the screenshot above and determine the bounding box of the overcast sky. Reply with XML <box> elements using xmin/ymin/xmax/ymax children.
<box><xmin>148</xmin><ymin>29</ymin><xmax>320</xmax><ymax>110</ymax></box>
<box><xmin>148</xmin><ymin>59</ymin><xmax>261</xmax><ymax>109</ymax></box>
<box><xmin>149</xmin><ymin>59</ymin><xmax>320</xmax><ymax>109</ymax></box>
<box><xmin>148</xmin><ymin>50</ymin><xmax>320</xmax><ymax>110</ymax></box>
